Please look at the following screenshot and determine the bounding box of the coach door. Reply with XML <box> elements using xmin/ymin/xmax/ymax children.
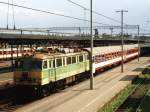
<box><xmin>49</xmin><ymin>60</ymin><xmax>55</xmax><ymax>81</ymax></box>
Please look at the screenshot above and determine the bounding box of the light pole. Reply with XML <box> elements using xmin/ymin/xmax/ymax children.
<box><xmin>116</xmin><ymin>10</ymin><xmax>128</xmax><ymax>73</ymax></box>
<box><xmin>137</xmin><ymin>25</ymin><xmax>140</xmax><ymax>62</ymax></box>
<box><xmin>90</xmin><ymin>0</ymin><xmax>94</xmax><ymax>90</ymax></box>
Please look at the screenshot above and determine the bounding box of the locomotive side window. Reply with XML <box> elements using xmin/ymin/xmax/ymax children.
<box><xmin>87</xmin><ymin>54</ymin><xmax>89</xmax><ymax>60</ymax></box>
<box><xmin>56</xmin><ymin>58</ymin><xmax>62</xmax><ymax>67</ymax></box>
<box><xmin>49</xmin><ymin>60</ymin><xmax>52</xmax><ymax>68</ymax></box>
<box><xmin>53</xmin><ymin>60</ymin><xmax>55</xmax><ymax>68</ymax></box>
<box><xmin>84</xmin><ymin>54</ymin><xmax>87</xmax><ymax>61</ymax></box>
<box><xmin>63</xmin><ymin>57</ymin><xmax>66</xmax><ymax>66</ymax></box>
<box><xmin>72</xmin><ymin>56</ymin><xmax>76</xmax><ymax>64</ymax></box>
<box><xmin>43</xmin><ymin>61</ymin><xmax>48</xmax><ymax>69</ymax></box>
<box><xmin>79</xmin><ymin>55</ymin><xmax>83</xmax><ymax>62</ymax></box>
<box><xmin>67</xmin><ymin>57</ymin><xmax>72</xmax><ymax>65</ymax></box>
<box><xmin>85</xmin><ymin>54</ymin><xmax>89</xmax><ymax>61</ymax></box>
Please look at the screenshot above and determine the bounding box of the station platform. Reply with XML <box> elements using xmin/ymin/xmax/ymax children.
<box><xmin>15</xmin><ymin>56</ymin><xmax>150</xmax><ymax>112</ymax></box>
<box><xmin>0</xmin><ymin>72</ymin><xmax>13</xmax><ymax>89</ymax></box>
<box><xmin>0</xmin><ymin>61</ymin><xmax>11</xmax><ymax>68</ymax></box>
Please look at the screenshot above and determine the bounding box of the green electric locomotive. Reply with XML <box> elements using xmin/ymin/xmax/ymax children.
<box><xmin>14</xmin><ymin>50</ymin><xmax>90</xmax><ymax>95</ymax></box>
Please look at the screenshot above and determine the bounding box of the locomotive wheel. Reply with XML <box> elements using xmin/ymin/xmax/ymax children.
<box><xmin>42</xmin><ymin>85</ymin><xmax>52</xmax><ymax>97</ymax></box>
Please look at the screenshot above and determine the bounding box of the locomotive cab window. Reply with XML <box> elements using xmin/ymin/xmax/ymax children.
<box><xmin>32</xmin><ymin>60</ymin><xmax>42</xmax><ymax>69</ymax></box>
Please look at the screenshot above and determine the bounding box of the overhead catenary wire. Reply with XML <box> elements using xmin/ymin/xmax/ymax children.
<box><xmin>140</xmin><ymin>28</ymin><xmax>150</xmax><ymax>32</ymax></box>
<box><xmin>84</xmin><ymin>8</ymin><xmax>88</xmax><ymax>34</ymax></box>
<box><xmin>0</xmin><ymin>1</ymin><xmax>110</xmax><ymax>26</ymax></box>
<box><xmin>66</xmin><ymin>0</ymin><xmax>122</xmax><ymax>24</ymax></box>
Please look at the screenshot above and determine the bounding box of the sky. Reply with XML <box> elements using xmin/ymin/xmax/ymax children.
<box><xmin>0</xmin><ymin>0</ymin><xmax>150</xmax><ymax>34</ymax></box>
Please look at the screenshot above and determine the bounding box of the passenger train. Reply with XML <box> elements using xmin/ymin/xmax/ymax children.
<box><xmin>0</xmin><ymin>47</ymin><xmax>32</xmax><ymax>60</ymax></box>
<box><xmin>14</xmin><ymin>44</ymin><xmax>139</xmax><ymax>96</ymax></box>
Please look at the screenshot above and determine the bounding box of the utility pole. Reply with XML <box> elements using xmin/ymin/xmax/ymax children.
<box><xmin>137</xmin><ymin>25</ymin><xmax>140</xmax><ymax>62</ymax></box>
<box><xmin>116</xmin><ymin>10</ymin><xmax>128</xmax><ymax>73</ymax></box>
<box><xmin>110</xmin><ymin>28</ymin><xmax>113</xmax><ymax>38</ymax></box>
<box><xmin>90</xmin><ymin>0</ymin><xmax>94</xmax><ymax>90</ymax></box>
<box><xmin>84</xmin><ymin>8</ymin><xmax>87</xmax><ymax>35</ymax></box>
<box><xmin>79</xmin><ymin>27</ymin><xmax>81</xmax><ymax>36</ymax></box>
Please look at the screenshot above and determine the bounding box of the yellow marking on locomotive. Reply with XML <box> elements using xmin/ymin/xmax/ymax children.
<box><xmin>14</xmin><ymin>71</ymin><xmax>42</xmax><ymax>85</ymax></box>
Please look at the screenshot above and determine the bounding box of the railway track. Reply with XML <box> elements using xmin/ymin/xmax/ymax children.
<box><xmin>0</xmin><ymin>61</ymin><xmax>126</xmax><ymax>111</ymax></box>
<box><xmin>0</xmin><ymin>66</ymin><xmax>12</xmax><ymax>74</ymax></box>
<box><xmin>0</xmin><ymin>86</ymin><xmax>37</xmax><ymax>112</ymax></box>
<box><xmin>0</xmin><ymin>57</ymin><xmax>149</xmax><ymax>112</ymax></box>
<box><xmin>0</xmin><ymin>86</ymin><xmax>16</xmax><ymax>112</ymax></box>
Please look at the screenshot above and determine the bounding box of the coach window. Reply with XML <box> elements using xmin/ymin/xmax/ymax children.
<box><xmin>79</xmin><ymin>55</ymin><xmax>83</xmax><ymax>62</ymax></box>
<box><xmin>99</xmin><ymin>55</ymin><xmax>102</xmax><ymax>62</ymax></box>
<box><xmin>56</xmin><ymin>58</ymin><xmax>62</xmax><ymax>67</ymax></box>
<box><xmin>72</xmin><ymin>56</ymin><xmax>76</xmax><ymax>64</ymax></box>
<box><xmin>67</xmin><ymin>57</ymin><xmax>72</xmax><ymax>65</ymax></box>
<box><xmin>43</xmin><ymin>60</ymin><xmax>48</xmax><ymax>69</ymax></box>
<box><xmin>102</xmin><ymin>55</ymin><xmax>105</xmax><ymax>61</ymax></box>
<box><xmin>119</xmin><ymin>52</ymin><xmax>122</xmax><ymax>56</ymax></box>
<box><xmin>112</xmin><ymin>53</ymin><xmax>115</xmax><ymax>58</ymax></box>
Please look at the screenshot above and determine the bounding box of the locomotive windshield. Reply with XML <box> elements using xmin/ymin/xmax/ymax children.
<box><xmin>15</xmin><ymin>59</ymin><xmax>42</xmax><ymax>70</ymax></box>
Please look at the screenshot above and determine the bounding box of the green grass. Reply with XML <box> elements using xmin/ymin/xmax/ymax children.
<box><xmin>100</xmin><ymin>77</ymin><xmax>142</xmax><ymax>112</ymax></box>
<box><xmin>138</xmin><ymin>89</ymin><xmax>150</xmax><ymax>112</ymax></box>
<box><xmin>136</xmin><ymin>67</ymin><xmax>150</xmax><ymax>112</ymax></box>
<box><xmin>99</xmin><ymin>66</ymin><xmax>150</xmax><ymax>112</ymax></box>
<box><xmin>102</xmin><ymin>86</ymin><xmax>134</xmax><ymax>112</ymax></box>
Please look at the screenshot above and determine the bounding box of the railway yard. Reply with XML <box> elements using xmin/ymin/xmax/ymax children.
<box><xmin>0</xmin><ymin>55</ymin><xmax>149</xmax><ymax>112</ymax></box>
<box><xmin>0</xmin><ymin>38</ymin><xmax>150</xmax><ymax>112</ymax></box>
<box><xmin>0</xmin><ymin>1</ymin><xmax>150</xmax><ymax>112</ymax></box>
